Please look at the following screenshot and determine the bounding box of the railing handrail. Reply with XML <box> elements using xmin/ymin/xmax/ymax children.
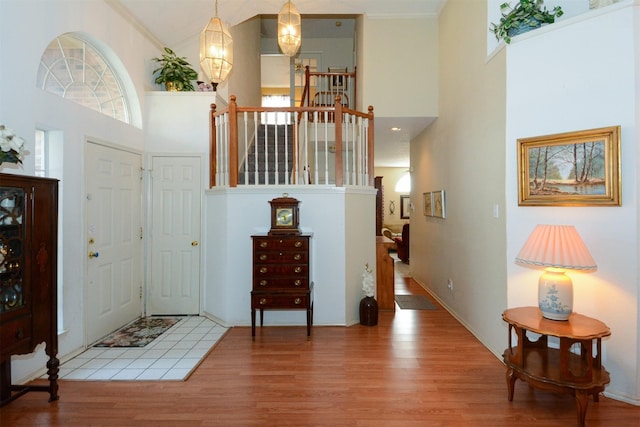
<box><xmin>210</xmin><ymin>95</ymin><xmax>374</xmax><ymax>189</ymax></box>
<box><xmin>300</xmin><ymin>65</ymin><xmax>357</xmax><ymax>109</ymax></box>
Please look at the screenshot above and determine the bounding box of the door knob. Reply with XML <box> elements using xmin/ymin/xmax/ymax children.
<box><xmin>191</xmin><ymin>241</ymin><xmax>199</xmax><ymax>246</ymax></box>
<box><xmin>89</xmin><ymin>251</ymin><xmax>99</xmax><ymax>259</ymax></box>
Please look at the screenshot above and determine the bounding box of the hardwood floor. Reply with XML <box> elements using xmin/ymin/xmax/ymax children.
<box><xmin>1</xmin><ymin>265</ymin><xmax>639</xmax><ymax>426</ymax></box>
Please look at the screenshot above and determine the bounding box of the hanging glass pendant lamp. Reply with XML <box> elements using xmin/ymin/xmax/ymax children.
<box><xmin>200</xmin><ymin>0</ymin><xmax>233</xmax><ymax>86</ymax></box>
<box><xmin>278</xmin><ymin>1</ymin><xmax>301</xmax><ymax>57</ymax></box>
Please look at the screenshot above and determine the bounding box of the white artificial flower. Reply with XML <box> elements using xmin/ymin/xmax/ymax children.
<box><xmin>0</xmin><ymin>124</ymin><xmax>26</xmax><ymax>164</ymax></box>
<box><xmin>362</xmin><ymin>263</ymin><xmax>375</xmax><ymax>298</ymax></box>
<box><xmin>8</xmin><ymin>135</ymin><xmax>25</xmax><ymax>152</ymax></box>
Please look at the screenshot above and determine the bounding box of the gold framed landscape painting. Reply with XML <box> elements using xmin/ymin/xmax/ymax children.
<box><xmin>517</xmin><ymin>126</ymin><xmax>621</xmax><ymax>206</ymax></box>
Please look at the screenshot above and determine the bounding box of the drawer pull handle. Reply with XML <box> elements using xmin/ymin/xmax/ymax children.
<box><xmin>293</xmin><ymin>254</ymin><xmax>301</xmax><ymax>260</ymax></box>
<box><xmin>294</xmin><ymin>279</ymin><xmax>302</xmax><ymax>286</ymax></box>
<box><xmin>260</xmin><ymin>242</ymin><xmax>268</xmax><ymax>248</ymax></box>
<box><xmin>15</xmin><ymin>328</ymin><xmax>24</xmax><ymax>339</ymax></box>
<box><xmin>294</xmin><ymin>267</ymin><xmax>302</xmax><ymax>273</ymax></box>
<box><xmin>259</xmin><ymin>254</ymin><xmax>267</xmax><ymax>261</ymax></box>
<box><xmin>294</xmin><ymin>298</ymin><xmax>302</xmax><ymax>305</ymax></box>
<box><xmin>260</xmin><ymin>280</ymin><xmax>268</xmax><ymax>286</ymax></box>
<box><xmin>260</xmin><ymin>298</ymin><xmax>268</xmax><ymax>305</ymax></box>
<box><xmin>294</xmin><ymin>241</ymin><xmax>302</xmax><ymax>247</ymax></box>
<box><xmin>259</xmin><ymin>267</ymin><xmax>268</xmax><ymax>274</ymax></box>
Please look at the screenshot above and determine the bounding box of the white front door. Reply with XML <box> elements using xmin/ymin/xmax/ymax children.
<box><xmin>85</xmin><ymin>142</ymin><xmax>143</xmax><ymax>344</ymax></box>
<box><xmin>148</xmin><ymin>156</ymin><xmax>201</xmax><ymax>315</ymax></box>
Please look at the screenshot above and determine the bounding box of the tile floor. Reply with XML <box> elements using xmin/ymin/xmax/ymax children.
<box><xmin>55</xmin><ymin>316</ymin><xmax>228</xmax><ymax>381</ymax></box>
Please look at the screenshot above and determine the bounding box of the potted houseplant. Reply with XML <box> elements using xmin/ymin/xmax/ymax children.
<box><xmin>490</xmin><ymin>0</ymin><xmax>563</xmax><ymax>44</ymax></box>
<box><xmin>152</xmin><ymin>47</ymin><xmax>199</xmax><ymax>91</ymax></box>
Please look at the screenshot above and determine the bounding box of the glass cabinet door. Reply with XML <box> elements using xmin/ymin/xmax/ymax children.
<box><xmin>0</xmin><ymin>187</ymin><xmax>25</xmax><ymax>313</ymax></box>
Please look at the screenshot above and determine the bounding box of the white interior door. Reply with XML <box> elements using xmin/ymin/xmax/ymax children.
<box><xmin>85</xmin><ymin>142</ymin><xmax>143</xmax><ymax>344</ymax></box>
<box><xmin>148</xmin><ymin>156</ymin><xmax>201</xmax><ymax>315</ymax></box>
<box><xmin>293</xmin><ymin>54</ymin><xmax>321</xmax><ymax>106</ymax></box>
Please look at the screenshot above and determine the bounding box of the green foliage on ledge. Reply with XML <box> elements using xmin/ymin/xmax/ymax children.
<box><xmin>490</xmin><ymin>0</ymin><xmax>564</xmax><ymax>44</ymax></box>
<box><xmin>152</xmin><ymin>47</ymin><xmax>199</xmax><ymax>91</ymax></box>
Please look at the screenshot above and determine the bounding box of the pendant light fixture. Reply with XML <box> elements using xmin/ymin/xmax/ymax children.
<box><xmin>277</xmin><ymin>1</ymin><xmax>301</xmax><ymax>57</ymax></box>
<box><xmin>200</xmin><ymin>0</ymin><xmax>233</xmax><ymax>86</ymax></box>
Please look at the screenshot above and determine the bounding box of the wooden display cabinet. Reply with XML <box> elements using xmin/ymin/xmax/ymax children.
<box><xmin>0</xmin><ymin>173</ymin><xmax>59</xmax><ymax>406</ymax></box>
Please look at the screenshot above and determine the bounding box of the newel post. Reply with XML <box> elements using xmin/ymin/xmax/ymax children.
<box><xmin>228</xmin><ymin>95</ymin><xmax>239</xmax><ymax>187</ymax></box>
<box><xmin>334</xmin><ymin>96</ymin><xmax>344</xmax><ymax>187</ymax></box>
<box><xmin>367</xmin><ymin>105</ymin><xmax>375</xmax><ymax>187</ymax></box>
<box><xmin>301</xmin><ymin>65</ymin><xmax>311</xmax><ymax>107</ymax></box>
<box><xmin>209</xmin><ymin>103</ymin><xmax>217</xmax><ymax>188</ymax></box>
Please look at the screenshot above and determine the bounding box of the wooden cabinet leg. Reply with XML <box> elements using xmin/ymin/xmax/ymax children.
<box><xmin>251</xmin><ymin>308</ymin><xmax>256</xmax><ymax>337</ymax></box>
<box><xmin>0</xmin><ymin>360</ymin><xmax>11</xmax><ymax>404</ymax></box>
<box><xmin>46</xmin><ymin>355</ymin><xmax>59</xmax><ymax>402</ymax></box>
<box><xmin>306</xmin><ymin>303</ymin><xmax>313</xmax><ymax>337</ymax></box>
<box><xmin>575</xmin><ymin>390</ymin><xmax>589</xmax><ymax>427</ymax></box>
<box><xmin>506</xmin><ymin>367</ymin><xmax>517</xmax><ymax>401</ymax></box>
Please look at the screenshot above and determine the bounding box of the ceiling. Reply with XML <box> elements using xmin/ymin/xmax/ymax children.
<box><xmin>113</xmin><ymin>0</ymin><xmax>446</xmax><ymax>167</ymax></box>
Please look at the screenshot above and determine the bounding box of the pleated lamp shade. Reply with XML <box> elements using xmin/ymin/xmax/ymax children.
<box><xmin>515</xmin><ymin>225</ymin><xmax>596</xmax><ymax>321</ymax></box>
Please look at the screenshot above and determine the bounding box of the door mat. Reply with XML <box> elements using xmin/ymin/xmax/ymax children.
<box><xmin>92</xmin><ymin>317</ymin><xmax>181</xmax><ymax>348</ymax></box>
<box><xmin>395</xmin><ymin>295</ymin><xmax>438</xmax><ymax>310</ymax></box>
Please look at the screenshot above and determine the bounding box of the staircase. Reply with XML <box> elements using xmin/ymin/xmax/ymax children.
<box><xmin>239</xmin><ymin>124</ymin><xmax>294</xmax><ymax>185</ymax></box>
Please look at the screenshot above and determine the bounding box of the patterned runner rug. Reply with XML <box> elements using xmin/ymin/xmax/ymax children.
<box><xmin>93</xmin><ymin>317</ymin><xmax>181</xmax><ymax>348</ymax></box>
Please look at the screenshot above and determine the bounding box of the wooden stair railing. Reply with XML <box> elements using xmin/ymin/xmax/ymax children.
<box><xmin>210</xmin><ymin>96</ymin><xmax>374</xmax><ymax>189</ymax></box>
<box><xmin>209</xmin><ymin>66</ymin><xmax>372</xmax><ymax>189</ymax></box>
<box><xmin>300</xmin><ymin>66</ymin><xmax>357</xmax><ymax>110</ymax></box>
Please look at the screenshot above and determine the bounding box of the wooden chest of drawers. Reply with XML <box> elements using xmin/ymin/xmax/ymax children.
<box><xmin>251</xmin><ymin>234</ymin><xmax>313</xmax><ymax>337</ymax></box>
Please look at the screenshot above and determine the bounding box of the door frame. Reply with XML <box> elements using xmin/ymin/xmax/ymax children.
<box><xmin>292</xmin><ymin>52</ymin><xmax>323</xmax><ymax>106</ymax></box>
<box><xmin>144</xmin><ymin>153</ymin><xmax>206</xmax><ymax>316</ymax></box>
<box><xmin>83</xmin><ymin>138</ymin><xmax>144</xmax><ymax>347</ymax></box>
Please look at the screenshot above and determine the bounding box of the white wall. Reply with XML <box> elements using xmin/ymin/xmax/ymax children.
<box><xmin>360</xmin><ymin>16</ymin><xmax>438</xmax><ymax>119</ymax></box>
<box><xmin>411</xmin><ymin>0</ymin><xmax>639</xmax><ymax>405</ymax></box>
<box><xmin>228</xmin><ymin>17</ymin><xmax>262</xmax><ymax>107</ymax></box>
<box><xmin>411</xmin><ymin>0</ymin><xmax>508</xmax><ymax>363</ymax></box>
<box><xmin>262</xmin><ymin>55</ymin><xmax>291</xmax><ymax>88</ymax></box>
<box><xmin>261</xmin><ymin>37</ymin><xmax>355</xmax><ymax>73</ymax></box>
<box><xmin>634</xmin><ymin>0</ymin><xmax>640</xmax><ymax>396</ymax></box>
<box><xmin>203</xmin><ymin>186</ymin><xmax>376</xmax><ymax>327</ymax></box>
<box><xmin>504</xmin><ymin>3</ymin><xmax>639</xmax><ymax>403</ymax></box>
<box><xmin>145</xmin><ymin>92</ymin><xmax>218</xmax><ymax>154</ymax></box>
<box><xmin>0</xmin><ymin>0</ymin><xmax>159</xmax><ymax>383</ymax></box>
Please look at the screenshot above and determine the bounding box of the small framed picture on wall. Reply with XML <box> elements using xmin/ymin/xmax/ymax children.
<box><xmin>400</xmin><ymin>195</ymin><xmax>410</xmax><ymax>219</ymax></box>
<box><xmin>433</xmin><ymin>190</ymin><xmax>445</xmax><ymax>218</ymax></box>
<box><xmin>423</xmin><ymin>192</ymin><xmax>433</xmax><ymax>217</ymax></box>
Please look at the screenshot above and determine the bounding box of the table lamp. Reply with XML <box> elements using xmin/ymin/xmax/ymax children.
<box><xmin>515</xmin><ymin>225</ymin><xmax>597</xmax><ymax>321</ymax></box>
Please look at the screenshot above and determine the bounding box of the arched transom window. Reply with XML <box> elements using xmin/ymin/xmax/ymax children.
<box><xmin>36</xmin><ymin>33</ymin><xmax>131</xmax><ymax>124</ymax></box>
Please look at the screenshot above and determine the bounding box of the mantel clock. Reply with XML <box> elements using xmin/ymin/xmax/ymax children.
<box><xmin>269</xmin><ymin>195</ymin><xmax>300</xmax><ymax>235</ymax></box>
